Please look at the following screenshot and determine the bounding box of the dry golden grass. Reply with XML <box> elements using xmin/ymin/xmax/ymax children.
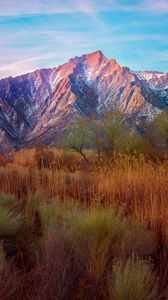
<box><xmin>1</xmin><ymin>150</ymin><xmax>168</xmax><ymax>234</ymax></box>
<box><xmin>0</xmin><ymin>148</ymin><xmax>168</xmax><ymax>299</ymax></box>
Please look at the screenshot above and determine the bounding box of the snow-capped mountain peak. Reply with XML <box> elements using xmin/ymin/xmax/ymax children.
<box><xmin>0</xmin><ymin>51</ymin><xmax>167</xmax><ymax>153</ymax></box>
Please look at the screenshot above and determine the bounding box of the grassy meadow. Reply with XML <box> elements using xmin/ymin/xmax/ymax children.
<box><xmin>0</xmin><ymin>147</ymin><xmax>168</xmax><ymax>299</ymax></box>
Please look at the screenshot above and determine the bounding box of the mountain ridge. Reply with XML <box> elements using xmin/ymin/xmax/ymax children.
<box><xmin>1</xmin><ymin>50</ymin><xmax>167</xmax><ymax>81</ymax></box>
<box><xmin>0</xmin><ymin>50</ymin><xmax>167</xmax><ymax>153</ymax></box>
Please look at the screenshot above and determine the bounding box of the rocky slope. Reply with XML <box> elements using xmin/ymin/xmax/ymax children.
<box><xmin>0</xmin><ymin>50</ymin><xmax>167</xmax><ymax>153</ymax></box>
<box><xmin>134</xmin><ymin>71</ymin><xmax>168</xmax><ymax>106</ymax></box>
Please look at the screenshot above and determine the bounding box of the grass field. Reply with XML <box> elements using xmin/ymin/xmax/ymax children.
<box><xmin>0</xmin><ymin>148</ymin><xmax>168</xmax><ymax>299</ymax></box>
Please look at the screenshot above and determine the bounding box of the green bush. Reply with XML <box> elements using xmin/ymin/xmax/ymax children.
<box><xmin>122</xmin><ymin>134</ymin><xmax>150</xmax><ymax>156</ymax></box>
<box><xmin>109</xmin><ymin>258</ymin><xmax>158</xmax><ymax>300</ymax></box>
<box><xmin>0</xmin><ymin>194</ymin><xmax>43</xmax><ymax>267</ymax></box>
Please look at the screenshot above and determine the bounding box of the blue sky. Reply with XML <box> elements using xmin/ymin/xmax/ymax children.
<box><xmin>0</xmin><ymin>0</ymin><xmax>168</xmax><ymax>78</ymax></box>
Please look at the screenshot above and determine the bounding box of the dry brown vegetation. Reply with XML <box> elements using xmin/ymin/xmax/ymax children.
<box><xmin>0</xmin><ymin>147</ymin><xmax>168</xmax><ymax>299</ymax></box>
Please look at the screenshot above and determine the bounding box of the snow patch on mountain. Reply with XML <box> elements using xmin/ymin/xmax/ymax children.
<box><xmin>0</xmin><ymin>51</ymin><xmax>167</xmax><ymax>153</ymax></box>
<box><xmin>134</xmin><ymin>71</ymin><xmax>165</xmax><ymax>81</ymax></box>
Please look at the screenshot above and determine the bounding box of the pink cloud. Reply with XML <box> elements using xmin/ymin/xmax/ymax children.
<box><xmin>144</xmin><ymin>0</ymin><xmax>168</xmax><ymax>11</ymax></box>
<box><xmin>0</xmin><ymin>0</ymin><xmax>167</xmax><ymax>17</ymax></box>
<box><xmin>0</xmin><ymin>0</ymin><xmax>117</xmax><ymax>17</ymax></box>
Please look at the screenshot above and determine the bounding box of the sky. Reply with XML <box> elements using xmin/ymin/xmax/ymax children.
<box><xmin>0</xmin><ymin>0</ymin><xmax>168</xmax><ymax>79</ymax></box>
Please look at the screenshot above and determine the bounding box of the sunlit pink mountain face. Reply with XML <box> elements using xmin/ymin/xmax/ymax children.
<box><xmin>0</xmin><ymin>51</ymin><xmax>167</xmax><ymax>153</ymax></box>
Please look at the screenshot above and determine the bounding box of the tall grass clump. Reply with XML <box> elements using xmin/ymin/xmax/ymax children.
<box><xmin>0</xmin><ymin>193</ymin><xmax>43</xmax><ymax>269</ymax></box>
<box><xmin>109</xmin><ymin>258</ymin><xmax>158</xmax><ymax>300</ymax></box>
<box><xmin>35</xmin><ymin>146</ymin><xmax>56</xmax><ymax>170</ymax></box>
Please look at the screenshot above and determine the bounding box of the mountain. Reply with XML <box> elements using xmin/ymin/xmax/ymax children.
<box><xmin>0</xmin><ymin>50</ymin><xmax>167</xmax><ymax>153</ymax></box>
<box><xmin>134</xmin><ymin>71</ymin><xmax>168</xmax><ymax>106</ymax></box>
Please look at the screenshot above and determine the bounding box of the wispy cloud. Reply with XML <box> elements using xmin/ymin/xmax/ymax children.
<box><xmin>0</xmin><ymin>0</ymin><xmax>168</xmax><ymax>17</ymax></box>
<box><xmin>0</xmin><ymin>29</ymin><xmax>98</xmax><ymax>78</ymax></box>
<box><xmin>144</xmin><ymin>0</ymin><xmax>168</xmax><ymax>11</ymax></box>
<box><xmin>0</xmin><ymin>56</ymin><xmax>46</xmax><ymax>78</ymax></box>
<box><xmin>0</xmin><ymin>52</ymin><xmax>67</xmax><ymax>78</ymax></box>
<box><xmin>0</xmin><ymin>0</ymin><xmax>167</xmax><ymax>78</ymax></box>
<box><xmin>0</xmin><ymin>0</ymin><xmax>117</xmax><ymax>17</ymax></box>
<box><xmin>0</xmin><ymin>28</ymin><xmax>168</xmax><ymax>78</ymax></box>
